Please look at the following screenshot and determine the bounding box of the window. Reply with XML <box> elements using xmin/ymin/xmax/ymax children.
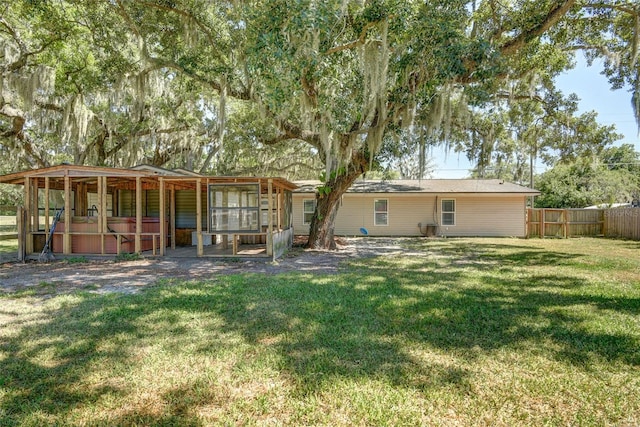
<box><xmin>441</xmin><ymin>199</ymin><xmax>455</xmax><ymax>226</ymax></box>
<box><xmin>374</xmin><ymin>199</ymin><xmax>388</xmax><ymax>226</ymax></box>
<box><xmin>303</xmin><ymin>199</ymin><xmax>316</xmax><ymax>225</ymax></box>
<box><xmin>209</xmin><ymin>184</ymin><xmax>259</xmax><ymax>232</ymax></box>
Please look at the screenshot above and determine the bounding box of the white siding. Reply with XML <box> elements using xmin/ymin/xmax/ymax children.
<box><xmin>293</xmin><ymin>193</ymin><xmax>528</xmax><ymax>237</ymax></box>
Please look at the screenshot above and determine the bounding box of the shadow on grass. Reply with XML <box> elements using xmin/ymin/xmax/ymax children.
<box><xmin>619</xmin><ymin>240</ymin><xmax>640</xmax><ymax>250</ymax></box>
<box><xmin>397</xmin><ymin>239</ymin><xmax>587</xmax><ymax>273</ymax></box>
<box><xmin>0</xmin><ymin>242</ymin><xmax>18</xmax><ymax>263</ymax></box>
<box><xmin>0</xmin><ymin>248</ymin><xmax>639</xmax><ymax>423</ymax></box>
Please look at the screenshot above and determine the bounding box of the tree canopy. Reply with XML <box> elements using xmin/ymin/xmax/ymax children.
<box><xmin>1</xmin><ymin>0</ymin><xmax>639</xmax><ymax>247</ymax></box>
<box><xmin>535</xmin><ymin>143</ymin><xmax>640</xmax><ymax>208</ymax></box>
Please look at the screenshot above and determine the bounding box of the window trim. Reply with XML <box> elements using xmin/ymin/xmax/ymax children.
<box><xmin>374</xmin><ymin>198</ymin><xmax>389</xmax><ymax>226</ymax></box>
<box><xmin>441</xmin><ymin>198</ymin><xmax>456</xmax><ymax>226</ymax></box>
<box><xmin>302</xmin><ymin>199</ymin><xmax>316</xmax><ymax>225</ymax></box>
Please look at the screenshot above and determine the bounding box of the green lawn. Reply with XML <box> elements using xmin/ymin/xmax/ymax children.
<box><xmin>0</xmin><ymin>215</ymin><xmax>17</xmax><ymax>234</ymax></box>
<box><xmin>1</xmin><ymin>238</ymin><xmax>639</xmax><ymax>426</ymax></box>
<box><xmin>0</xmin><ymin>238</ymin><xmax>18</xmax><ymax>255</ymax></box>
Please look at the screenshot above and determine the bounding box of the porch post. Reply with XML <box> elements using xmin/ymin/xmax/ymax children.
<box><xmin>75</xmin><ymin>182</ymin><xmax>87</xmax><ymax>216</ymax></box>
<box><xmin>100</xmin><ymin>176</ymin><xmax>108</xmax><ymax>254</ymax></box>
<box><xmin>97</xmin><ymin>176</ymin><xmax>104</xmax><ymax>254</ymax></box>
<box><xmin>23</xmin><ymin>179</ymin><xmax>33</xmax><ymax>255</ymax></box>
<box><xmin>159</xmin><ymin>177</ymin><xmax>166</xmax><ymax>256</ymax></box>
<box><xmin>196</xmin><ymin>178</ymin><xmax>203</xmax><ymax>256</ymax></box>
<box><xmin>277</xmin><ymin>186</ymin><xmax>282</xmax><ymax>230</ymax></box>
<box><xmin>63</xmin><ymin>174</ymin><xmax>71</xmax><ymax>254</ymax></box>
<box><xmin>170</xmin><ymin>184</ymin><xmax>176</xmax><ymax>250</ymax></box>
<box><xmin>32</xmin><ymin>178</ymin><xmax>39</xmax><ymax>234</ymax></box>
<box><xmin>267</xmin><ymin>179</ymin><xmax>273</xmax><ymax>257</ymax></box>
<box><xmin>135</xmin><ymin>177</ymin><xmax>142</xmax><ymax>253</ymax></box>
<box><xmin>44</xmin><ymin>177</ymin><xmax>50</xmax><ymax>233</ymax></box>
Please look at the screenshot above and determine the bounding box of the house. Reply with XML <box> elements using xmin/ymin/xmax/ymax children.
<box><xmin>0</xmin><ymin>164</ymin><xmax>296</xmax><ymax>260</ymax></box>
<box><xmin>293</xmin><ymin>179</ymin><xmax>540</xmax><ymax>237</ymax></box>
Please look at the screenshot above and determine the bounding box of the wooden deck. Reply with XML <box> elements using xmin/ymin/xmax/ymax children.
<box><xmin>23</xmin><ymin>243</ymin><xmax>269</xmax><ymax>261</ymax></box>
<box><xmin>145</xmin><ymin>243</ymin><xmax>269</xmax><ymax>258</ymax></box>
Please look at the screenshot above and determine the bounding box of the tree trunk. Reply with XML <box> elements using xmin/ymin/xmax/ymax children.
<box><xmin>306</xmin><ymin>150</ymin><xmax>368</xmax><ymax>249</ymax></box>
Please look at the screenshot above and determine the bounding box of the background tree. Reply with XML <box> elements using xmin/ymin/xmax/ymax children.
<box><xmin>376</xmin><ymin>126</ymin><xmax>437</xmax><ymax>180</ymax></box>
<box><xmin>465</xmin><ymin>87</ymin><xmax>623</xmax><ymax>185</ymax></box>
<box><xmin>0</xmin><ymin>0</ymin><xmax>229</xmax><ymax>170</ymax></box>
<box><xmin>534</xmin><ymin>143</ymin><xmax>640</xmax><ymax>208</ymax></box>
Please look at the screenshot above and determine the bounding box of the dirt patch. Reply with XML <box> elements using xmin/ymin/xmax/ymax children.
<box><xmin>0</xmin><ymin>237</ymin><xmax>413</xmax><ymax>296</ymax></box>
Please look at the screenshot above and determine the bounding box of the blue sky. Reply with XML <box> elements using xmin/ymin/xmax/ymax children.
<box><xmin>431</xmin><ymin>57</ymin><xmax>640</xmax><ymax>179</ymax></box>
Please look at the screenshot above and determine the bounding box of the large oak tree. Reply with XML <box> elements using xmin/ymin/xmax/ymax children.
<box><xmin>2</xmin><ymin>0</ymin><xmax>639</xmax><ymax>248</ymax></box>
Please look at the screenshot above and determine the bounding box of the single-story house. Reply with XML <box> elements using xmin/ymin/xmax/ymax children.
<box><xmin>0</xmin><ymin>164</ymin><xmax>296</xmax><ymax>260</ymax></box>
<box><xmin>293</xmin><ymin>179</ymin><xmax>540</xmax><ymax>237</ymax></box>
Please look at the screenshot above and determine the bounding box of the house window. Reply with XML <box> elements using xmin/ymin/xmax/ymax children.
<box><xmin>303</xmin><ymin>199</ymin><xmax>316</xmax><ymax>225</ymax></box>
<box><xmin>441</xmin><ymin>199</ymin><xmax>456</xmax><ymax>226</ymax></box>
<box><xmin>374</xmin><ymin>199</ymin><xmax>388</xmax><ymax>226</ymax></box>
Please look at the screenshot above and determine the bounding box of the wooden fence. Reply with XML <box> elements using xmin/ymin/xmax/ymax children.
<box><xmin>527</xmin><ymin>208</ymin><xmax>640</xmax><ymax>240</ymax></box>
<box><xmin>605</xmin><ymin>208</ymin><xmax>640</xmax><ymax>240</ymax></box>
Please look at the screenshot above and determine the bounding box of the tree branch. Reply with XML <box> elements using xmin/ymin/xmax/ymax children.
<box><xmin>499</xmin><ymin>0</ymin><xmax>577</xmax><ymax>57</ymax></box>
<box><xmin>259</xmin><ymin>124</ymin><xmax>320</xmax><ymax>149</ymax></box>
<box><xmin>494</xmin><ymin>92</ymin><xmax>546</xmax><ymax>103</ymax></box>
<box><xmin>324</xmin><ymin>21</ymin><xmax>378</xmax><ymax>55</ymax></box>
<box><xmin>143</xmin><ymin>56</ymin><xmax>252</xmax><ymax>100</ymax></box>
<box><xmin>583</xmin><ymin>2</ymin><xmax>639</xmax><ymax>16</ymax></box>
<box><xmin>137</xmin><ymin>0</ymin><xmax>227</xmax><ymax>66</ymax></box>
<box><xmin>0</xmin><ymin>104</ymin><xmax>48</xmax><ymax>168</ymax></box>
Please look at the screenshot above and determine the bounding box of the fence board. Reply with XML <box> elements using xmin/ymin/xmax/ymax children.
<box><xmin>528</xmin><ymin>208</ymin><xmax>639</xmax><ymax>240</ymax></box>
<box><xmin>605</xmin><ymin>208</ymin><xmax>640</xmax><ymax>240</ymax></box>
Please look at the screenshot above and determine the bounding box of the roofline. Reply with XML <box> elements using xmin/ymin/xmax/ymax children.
<box><xmin>295</xmin><ymin>190</ymin><xmax>540</xmax><ymax>195</ymax></box>
<box><xmin>293</xmin><ymin>179</ymin><xmax>538</xmax><ymax>195</ymax></box>
<box><xmin>0</xmin><ymin>166</ymin><xmax>298</xmax><ymax>190</ymax></box>
<box><xmin>162</xmin><ymin>175</ymin><xmax>298</xmax><ymax>190</ymax></box>
<box><xmin>0</xmin><ymin>164</ymin><xmax>157</xmax><ymax>184</ymax></box>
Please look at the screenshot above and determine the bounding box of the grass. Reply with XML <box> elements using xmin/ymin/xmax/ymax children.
<box><xmin>65</xmin><ymin>256</ymin><xmax>89</xmax><ymax>264</ymax></box>
<box><xmin>0</xmin><ymin>215</ymin><xmax>17</xmax><ymax>231</ymax></box>
<box><xmin>0</xmin><ymin>238</ymin><xmax>18</xmax><ymax>256</ymax></box>
<box><xmin>114</xmin><ymin>252</ymin><xmax>142</xmax><ymax>262</ymax></box>
<box><xmin>0</xmin><ymin>237</ymin><xmax>638</xmax><ymax>426</ymax></box>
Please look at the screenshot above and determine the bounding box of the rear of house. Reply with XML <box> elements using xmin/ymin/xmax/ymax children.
<box><xmin>293</xmin><ymin>179</ymin><xmax>539</xmax><ymax>238</ymax></box>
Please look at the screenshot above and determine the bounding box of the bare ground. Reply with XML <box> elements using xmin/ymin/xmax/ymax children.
<box><xmin>0</xmin><ymin>237</ymin><xmax>413</xmax><ymax>296</ymax></box>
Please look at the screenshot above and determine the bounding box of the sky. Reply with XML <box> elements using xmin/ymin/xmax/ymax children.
<box><xmin>431</xmin><ymin>57</ymin><xmax>640</xmax><ymax>179</ymax></box>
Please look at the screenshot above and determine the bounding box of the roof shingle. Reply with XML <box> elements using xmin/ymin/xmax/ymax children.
<box><xmin>294</xmin><ymin>179</ymin><xmax>539</xmax><ymax>195</ymax></box>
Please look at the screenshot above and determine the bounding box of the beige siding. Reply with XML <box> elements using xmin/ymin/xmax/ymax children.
<box><xmin>293</xmin><ymin>193</ymin><xmax>527</xmax><ymax>237</ymax></box>
<box><xmin>294</xmin><ymin>194</ymin><xmax>434</xmax><ymax>236</ymax></box>
<box><xmin>438</xmin><ymin>196</ymin><xmax>526</xmax><ymax>237</ymax></box>
<box><xmin>293</xmin><ymin>196</ymin><xmax>313</xmax><ymax>235</ymax></box>
<box><xmin>335</xmin><ymin>194</ymin><xmax>434</xmax><ymax>236</ymax></box>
